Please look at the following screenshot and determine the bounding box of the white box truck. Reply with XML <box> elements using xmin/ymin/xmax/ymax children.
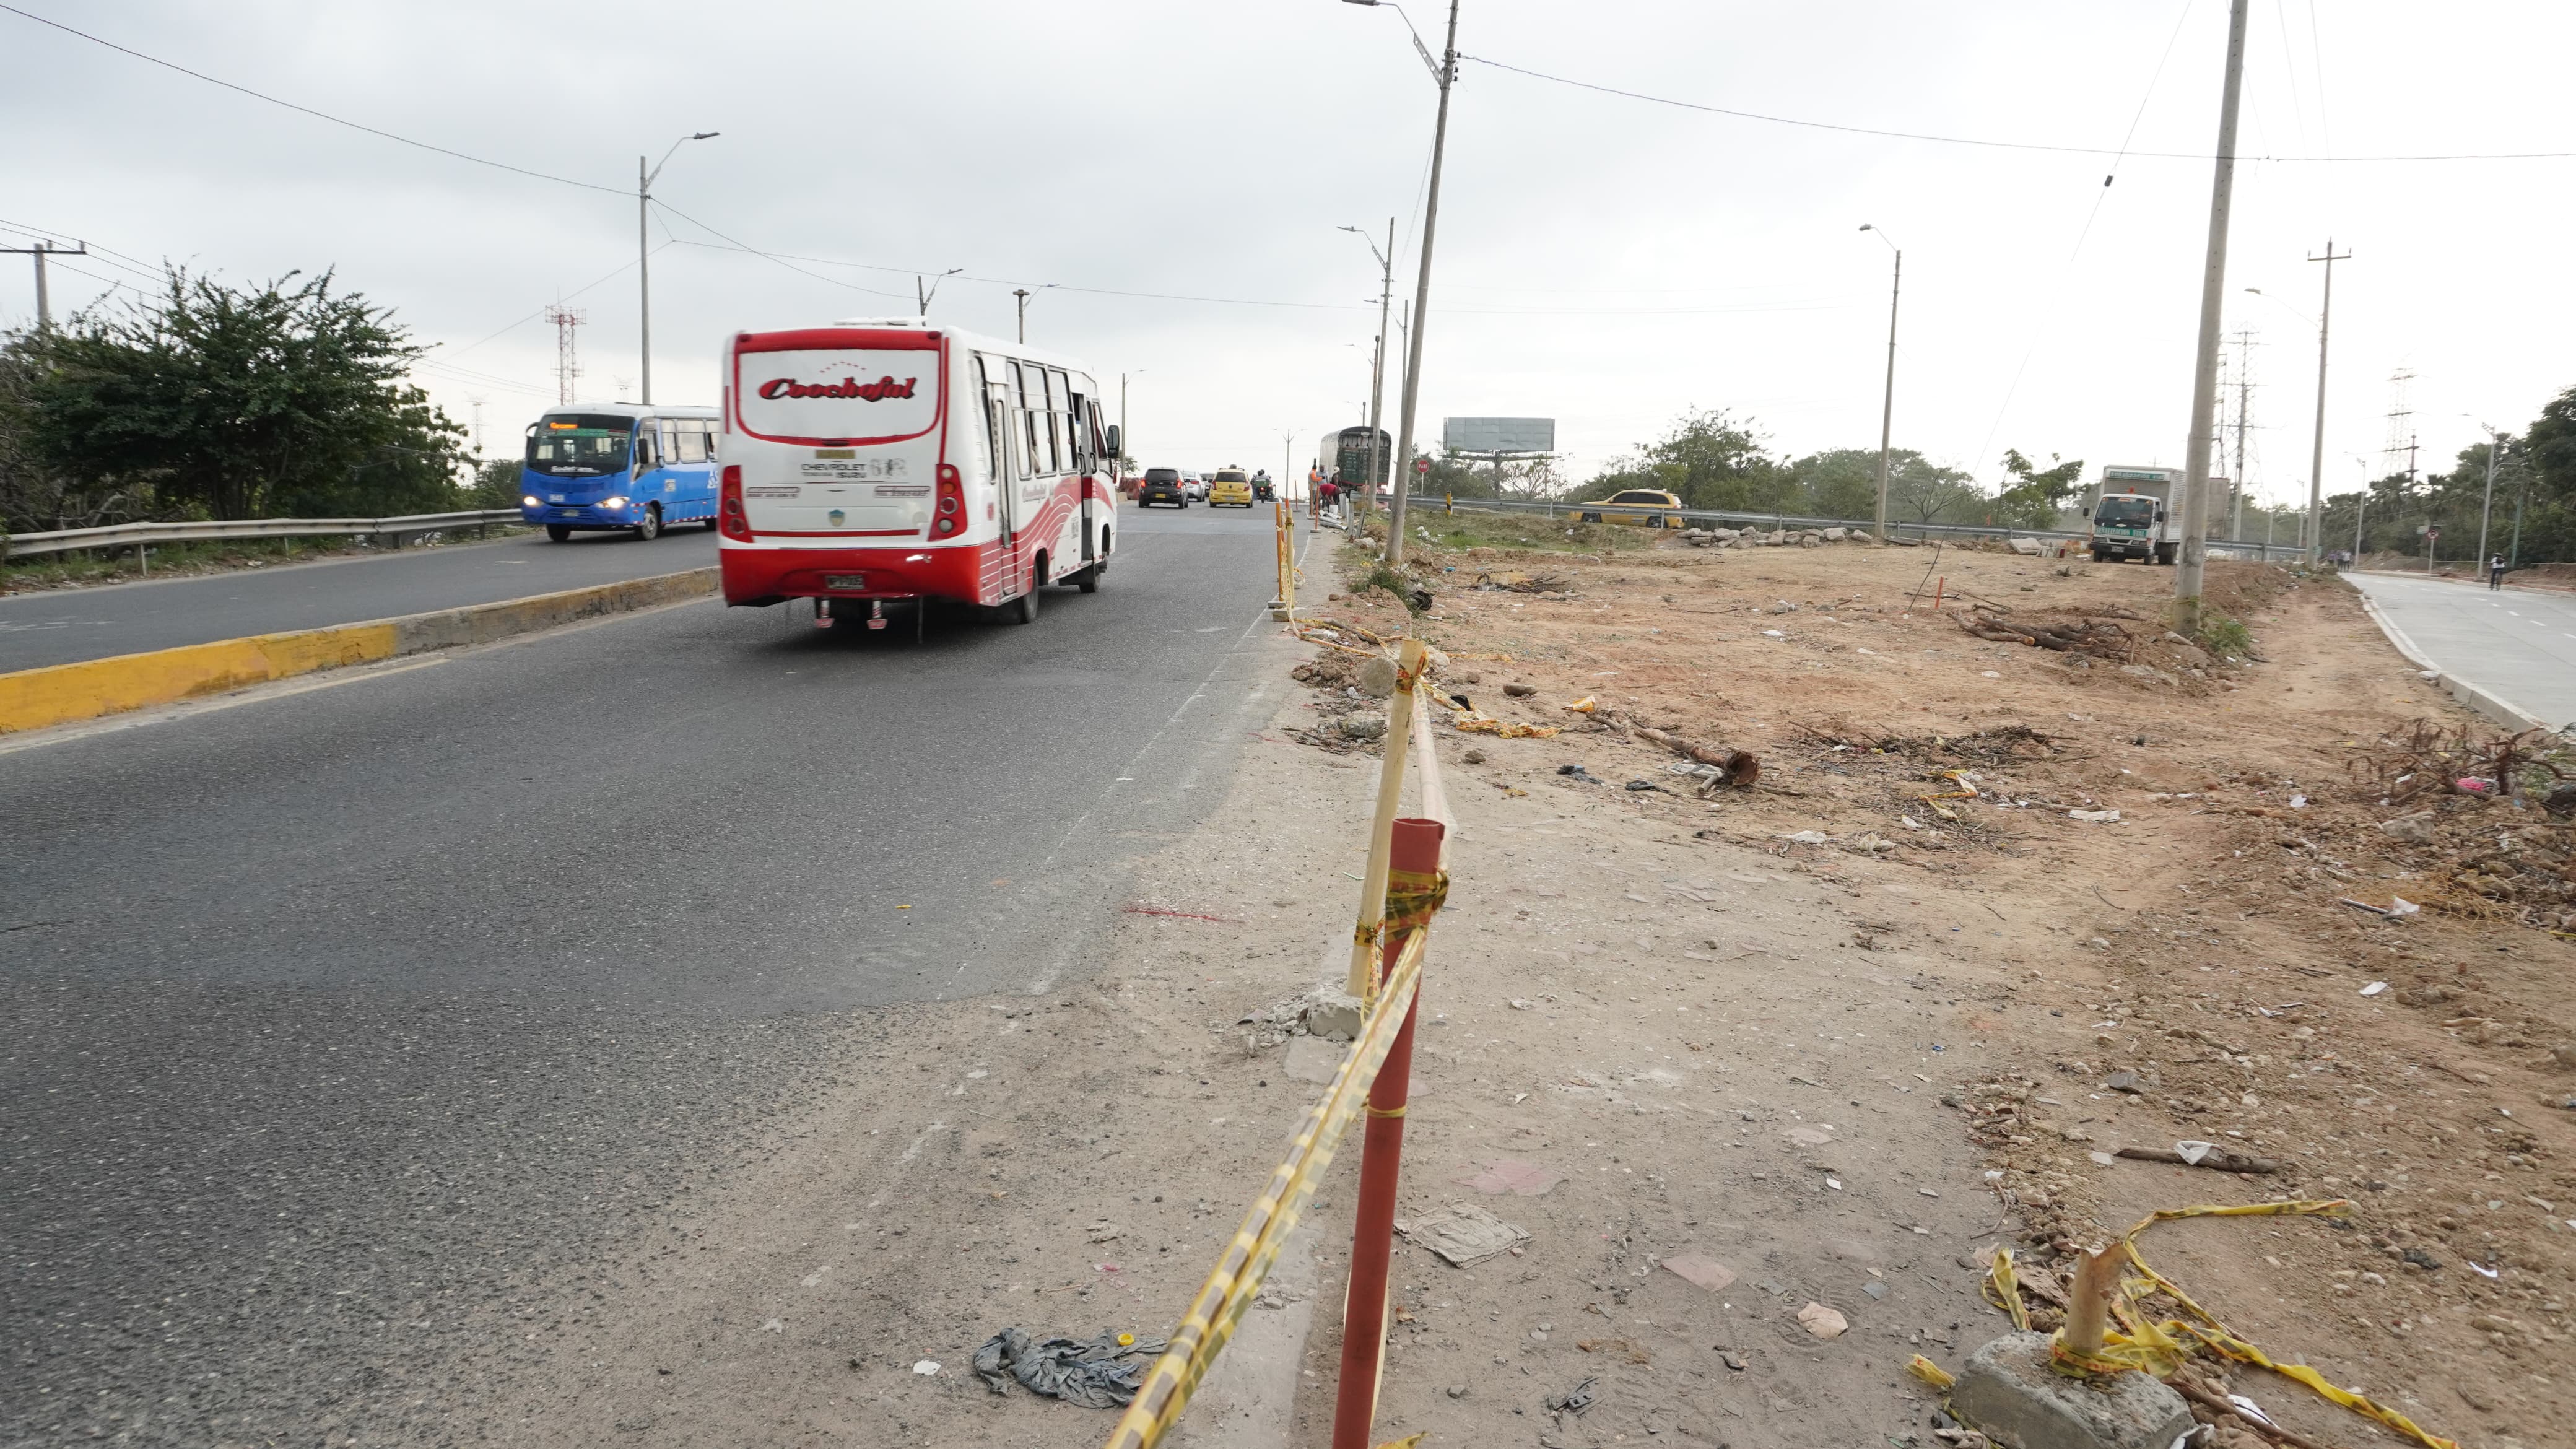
<box><xmin>2089</xmin><ymin>464</ymin><xmax>2183</xmax><ymax>565</ymax></box>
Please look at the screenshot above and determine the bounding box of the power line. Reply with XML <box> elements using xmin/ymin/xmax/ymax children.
<box><xmin>1460</xmin><ymin>52</ymin><xmax>2574</xmax><ymax>163</ymax></box>
<box><xmin>0</xmin><ymin>3</ymin><xmax>626</xmax><ymax>196</ymax></box>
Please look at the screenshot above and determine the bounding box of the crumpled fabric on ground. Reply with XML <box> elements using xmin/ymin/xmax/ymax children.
<box><xmin>971</xmin><ymin>1326</ymin><xmax>1170</xmax><ymax>1408</ymax></box>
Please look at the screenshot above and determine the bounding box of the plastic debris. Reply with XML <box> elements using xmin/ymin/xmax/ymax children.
<box><xmin>971</xmin><ymin>1326</ymin><xmax>1168</xmax><ymax>1408</ymax></box>
<box><xmin>1562</xmin><ymin>695</ymin><xmax>1597</xmax><ymax>713</ymax></box>
<box><xmin>1396</xmin><ymin>1202</ymin><xmax>1531</xmax><ymax>1268</ymax></box>
<box><xmin>1455</xmin><ymin>1158</ymin><xmax>1565</xmax><ymax>1196</ymax></box>
<box><xmin>1659</xmin><ymin>1253</ymin><xmax>1737</xmax><ymax>1292</ymax></box>
<box><xmin>1543</xmin><ymin>1375</ymin><xmax>1598</xmax><ymax>1415</ymax></box>
<box><xmin>1795</xmin><ymin>1302</ymin><xmax>1848</xmax><ymax>1339</ymax></box>
<box><xmin>2360</xmin><ymin>981</ymin><xmax>2389</xmax><ymax>997</ymax></box>
<box><xmin>2068</xmin><ymin>809</ymin><xmax>2122</xmax><ymax>823</ymax></box>
<box><xmin>913</xmin><ymin>1359</ymin><xmax>941</xmax><ymax>1376</ymax></box>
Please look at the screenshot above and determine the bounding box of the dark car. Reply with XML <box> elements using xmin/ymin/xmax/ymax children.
<box><xmin>1139</xmin><ymin>467</ymin><xmax>1188</xmax><ymax>508</ymax></box>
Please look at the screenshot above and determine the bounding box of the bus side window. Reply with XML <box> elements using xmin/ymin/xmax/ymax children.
<box><xmin>701</xmin><ymin>422</ymin><xmax>719</xmax><ymax>462</ymax></box>
<box><xmin>677</xmin><ymin>424</ymin><xmax>707</xmax><ymax>464</ymax></box>
<box><xmin>1007</xmin><ymin>362</ymin><xmax>1036</xmax><ymax>481</ymax></box>
<box><xmin>971</xmin><ymin>357</ymin><xmax>997</xmax><ymax>479</ymax></box>
<box><xmin>1016</xmin><ymin>362</ymin><xmax>1050</xmax><ymax>477</ymax></box>
<box><xmin>1048</xmin><ymin>370</ymin><xmax>1073</xmax><ymax>477</ymax></box>
<box><xmin>633</xmin><ymin>425</ymin><xmax>658</xmax><ymax>471</ymax></box>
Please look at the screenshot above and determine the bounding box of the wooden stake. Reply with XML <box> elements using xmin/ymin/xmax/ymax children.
<box><xmin>2061</xmin><ymin>1245</ymin><xmax>2121</xmax><ymax>1359</ymax></box>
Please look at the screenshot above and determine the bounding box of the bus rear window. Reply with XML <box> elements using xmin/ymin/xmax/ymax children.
<box><xmin>737</xmin><ymin>349</ymin><xmax>938</xmax><ymax>442</ymax></box>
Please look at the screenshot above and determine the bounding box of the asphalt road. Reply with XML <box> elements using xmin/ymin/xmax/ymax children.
<box><xmin>0</xmin><ymin>526</ymin><xmax>721</xmax><ymax>672</ymax></box>
<box><xmin>2346</xmin><ymin>570</ymin><xmax>2576</xmax><ymax>729</ymax></box>
<box><xmin>0</xmin><ymin>504</ymin><xmax>1305</xmax><ymax>1445</ymax></box>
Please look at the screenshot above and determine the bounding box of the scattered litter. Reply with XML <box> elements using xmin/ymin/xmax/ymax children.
<box><xmin>1398</xmin><ymin>1202</ymin><xmax>1531</xmax><ymax>1268</ymax></box>
<box><xmin>1762</xmin><ymin>629</ymin><xmax>1786</xmax><ymax>638</ymax></box>
<box><xmin>1781</xmin><ymin>830</ymin><xmax>1833</xmax><ymax>845</ymax></box>
<box><xmin>913</xmin><ymin>1360</ymin><xmax>941</xmax><ymax>1376</ymax></box>
<box><xmin>1563</xmin><ymin>695</ymin><xmax>1598</xmax><ymax>714</ymax></box>
<box><xmin>2387</xmin><ymin>897</ymin><xmax>2421</xmax><ymax>918</ymax></box>
<box><xmin>1623</xmin><ymin>779</ymin><xmax>1666</xmax><ymax>793</ymax></box>
<box><xmin>1660</xmin><ymin>1253</ymin><xmax>1737</xmax><ymax>1292</ymax></box>
<box><xmin>1795</xmin><ymin>1302</ymin><xmax>1848</xmax><ymax>1339</ymax></box>
<box><xmin>2360</xmin><ymin>981</ymin><xmax>2388</xmax><ymax>997</ymax></box>
<box><xmin>2228</xmin><ymin>1393</ymin><xmax>2276</xmax><ymax>1428</ymax></box>
<box><xmin>1456</xmin><ymin>1158</ymin><xmax>1565</xmax><ymax>1197</ymax></box>
<box><xmin>2468</xmin><ymin>1261</ymin><xmax>2500</xmax><ymax>1279</ymax></box>
<box><xmin>1555</xmin><ymin>764</ymin><xmax>1602</xmax><ymax>783</ymax></box>
<box><xmin>1863</xmin><ymin>1281</ymin><xmax>1889</xmax><ymax>1300</ymax></box>
<box><xmin>972</xmin><ymin>1327</ymin><xmax>1167</xmax><ymax>1408</ymax></box>
<box><xmin>2068</xmin><ymin>809</ymin><xmax>2122</xmax><ymax>824</ymax></box>
<box><xmin>2089</xmin><ymin>1151</ymin><xmax>2118</xmax><ymax>1167</ymax></box>
<box><xmin>1544</xmin><ymin>1375</ymin><xmax>1598</xmax><ymax>1416</ymax></box>
<box><xmin>2290</xmin><ymin>793</ymin><xmax>2308</xmax><ymax>809</ymax></box>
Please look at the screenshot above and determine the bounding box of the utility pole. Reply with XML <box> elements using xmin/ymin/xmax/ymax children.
<box><xmin>915</xmin><ymin>268</ymin><xmax>961</xmax><ymax>319</ymax></box>
<box><xmin>638</xmin><ymin>133</ymin><xmax>718</xmax><ymax>406</ymax></box>
<box><xmin>2476</xmin><ymin>424</ymin><xmax>2504</xmax><ymax>565</ymax></box>
<box><xmin>2302</xmin><ymin>242</ymin><xmax>2346</xmax><ymax>564</ymax></box>
<box><xmin>1383</xmin><ymin>0</ymin><xmax>1461</xmax><ymax>567</ymax></box>
<box><xmin>1013</xmin><ymin>289</ymin><xmax>1030</xmax><ymax>342</ymax></box>
<box><xmin>2</xmin><ymin>239</ymin><xmax>87</xmax><ymax>329</ymax></box>
<box><xmin>545</xmin><ymin>305</ymin><xmax>586</xmax><ymax>406</ymax></box>
<box><xmin>1860</xmin><ymin>225</ymin><xmax>1902</xmax><ymax>542</ymax></box>
<box><xmin>2229</xmin><ymin>328</ymin><xmax>2253</xmax><ymax>540</ymax></box>
<box><xmin>2174</xmin><ymin>0</ymin><xmax>2251</xmax><ymax>634</ymax></box>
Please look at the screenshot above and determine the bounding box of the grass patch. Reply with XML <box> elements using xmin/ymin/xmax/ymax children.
<box><xmin>1406</xmin><ymin>503</ymin><xmax>1663</xmax><ymax>555</ymax></box>
<box><xmin>2196</xmin><ymin>609</ymin><xmax>2253</xmax><ymax>658</ymax></box>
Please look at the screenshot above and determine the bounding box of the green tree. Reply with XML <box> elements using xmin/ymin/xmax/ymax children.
<box><xmin>22</xmin><ymin>269</ymin><xmax>463</xmax><ymax>520</ymax></box>
<box><xmin>1587</xmin><ymin>409</ymin><xmax>1788</xmax><ymax>512</ymax></box>
<box><xmin>1888</xmin><ymin>455</ymin><xmax>1985</xmax><ymax>524</ymax></box>
<box><xmin>1993</xmin><ymin>448</ymin><xmax>2086</xmax><ymax>528</ymax></box>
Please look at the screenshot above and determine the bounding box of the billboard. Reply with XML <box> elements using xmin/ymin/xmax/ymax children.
<box><xmin>1442</xmin><ymin>417</ymin><xmax>1556</xmax><ymax>454</ymax></box>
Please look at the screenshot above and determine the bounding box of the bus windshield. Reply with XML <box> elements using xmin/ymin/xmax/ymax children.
<box><xmin>527</xmin><ymin>416</ymin><xmax>634</xmax><ymax>477</ymax></box>
<box><xmin>2095</xmin><ymin>495</ymin><xmax>2156</xmax><ymax>528</ymax></box>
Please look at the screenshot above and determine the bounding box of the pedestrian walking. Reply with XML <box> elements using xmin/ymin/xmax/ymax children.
<box><xmin>2489</xmin><ymin>554</ymin><xmax>2508</xmax><ymax>591</ymax></box>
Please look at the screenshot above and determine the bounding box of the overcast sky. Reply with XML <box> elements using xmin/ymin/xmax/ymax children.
<box><xmin>4</xmin><ymin>1</ymin><xmax>2569</xmax><ymax>505</ymax></box>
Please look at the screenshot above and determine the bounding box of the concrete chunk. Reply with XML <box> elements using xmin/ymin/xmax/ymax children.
<box><xmin>1949</xmin><ymin>1333</ymin><xmax>2193</xmax><ymax>1449</ymax></box>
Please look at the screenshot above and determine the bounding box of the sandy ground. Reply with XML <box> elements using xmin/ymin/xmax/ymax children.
<box><xmin>455</xmin><ymin>527</ymin><xmax>2570</xmax><ymax>1449</ymax></box>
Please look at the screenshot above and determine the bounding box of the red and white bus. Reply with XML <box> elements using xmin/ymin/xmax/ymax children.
<box><xmin>716</xmin><ymin>318</ymin><xmax>1118</xmax><ymax>630</ymax></box>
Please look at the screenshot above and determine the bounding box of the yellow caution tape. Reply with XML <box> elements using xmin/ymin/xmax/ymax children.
<box><xmin>1980</xmin><ymin>1199</ymin><xmax>2461</xmax><ymax>1449</ymax></box>
<box><xmin>1907</xmin><ymin>1355</ymin><xmax>1956</xmax><ymax>1391</ymax></box>
<box><xmin>1376</xmin><ymin>1435</ymin><xmax>1427</xmax><ymax>1449</ymax></box>
<box><xmin>1102</xmin><ymin>929</ymin><xmax>1434</xmax><ymax>1449</ymax></box>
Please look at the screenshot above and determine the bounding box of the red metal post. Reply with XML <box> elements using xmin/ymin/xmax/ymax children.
<box><xmin>1329</xmin><ymin>816</ymin><xmax>1444</xmax><ymax>1449</ymax></box>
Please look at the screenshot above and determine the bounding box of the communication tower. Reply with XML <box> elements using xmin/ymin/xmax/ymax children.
<box><xmin>544</xmin><ymin>305</ymin><xmax>586</xmax><ymax>406</ymax></box>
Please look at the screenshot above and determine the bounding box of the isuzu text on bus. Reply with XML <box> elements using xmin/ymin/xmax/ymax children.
<box><xmin>716</xmin><ymin>318</ymin><xmax>1118</xmax><ymax>633</ymax></box>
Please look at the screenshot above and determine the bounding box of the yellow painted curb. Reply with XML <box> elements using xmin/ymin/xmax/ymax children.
<box><xmin>0</xmin><ymin>567</ymin><xmax>716</xmax><ymax>736</ymax></box>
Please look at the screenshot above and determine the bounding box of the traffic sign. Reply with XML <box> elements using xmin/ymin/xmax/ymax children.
<box><xmin>1414</xmin><ymin>458</ymin><xmax>1431</xmax><ymax>474</ymax></box>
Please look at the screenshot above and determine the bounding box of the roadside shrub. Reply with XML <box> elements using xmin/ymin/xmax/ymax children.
<box><xmin>2198</xmin><ymin>610</ymin><xmax>2253</xmax><ymax>658</ymax></box>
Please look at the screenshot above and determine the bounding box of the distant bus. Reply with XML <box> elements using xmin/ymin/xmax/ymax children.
<box><xmin>520</xmin><ymin>401</ymin><xmax>721</xmax><ymax>542</ymax></box>
<box><xmin>1320</xmin><ymin>425</ymin><xmax>1392</xmax><ymax>491</ymax></box>
<box><xmin>716</xmin><ymin>316</ymin><xmax>1118</xmax><ymax>631</ymax></box>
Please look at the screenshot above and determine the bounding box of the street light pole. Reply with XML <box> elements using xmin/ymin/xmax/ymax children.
<box><xmin>638</xmin><ymin>132</ymin><xmax>719</xmax><ymax>406</ymax></box>
<box><xmin>1340</xmin><ymin>219</ymin><xmax>1398</xmax><ymax>516</ymax></box>
<box><xmin>1014</xmin><ymin>289</ymin><xmax>1030</xmax><ymax>343</ymax></box>
<box><xmin>2174</xmin><ymin>0</ymin><xmax>2251</xmax><ymax>633</ymax></box>
<box><xmin>1859</xmin><ymin>225</ymin><xmax>1900</xmax><ymax>542</ymax></box>
<box><xmin>1347</xmin><ymin>0</ymin><xmax>1460</xmax><ymax>567</ymax></box>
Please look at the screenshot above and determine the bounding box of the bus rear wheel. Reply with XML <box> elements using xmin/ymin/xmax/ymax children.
<box><xmin>1005</xmin><ymin>559</ymin><xmax>1044</xmax><ymax>625</ymax></box>
<box><xmin>546</xmin><ymin>524</ymin><xmax>572</xmax><ymax>542</ymax></box>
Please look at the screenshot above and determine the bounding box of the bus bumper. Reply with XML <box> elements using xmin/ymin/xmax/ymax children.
<box><xmin>720</xmin><ymin>543</ymin><xmax>994</xmax><ymax>609</ymax></box>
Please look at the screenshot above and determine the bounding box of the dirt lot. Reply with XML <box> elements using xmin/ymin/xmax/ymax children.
<box><xmin>452</xmin><ymin>520</ymin><xmax>2568</xmax><ymax>1449</ymax></box>
<box><xmin>1287</xmin><ymin>520</ymin><xmax>2575</xmax><ymax>1447</ymax></box>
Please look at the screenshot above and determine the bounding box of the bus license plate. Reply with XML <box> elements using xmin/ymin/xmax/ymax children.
<box><xmin>825</xmin><ymin>574</ymin><xmax>868</xmax><ymax>591</ymax></box>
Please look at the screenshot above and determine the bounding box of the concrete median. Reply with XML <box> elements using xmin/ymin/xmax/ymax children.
<box><xmin>0</xmin><ymin>566</ymin><xmax>717</xmax><ymax>736</ymax></box>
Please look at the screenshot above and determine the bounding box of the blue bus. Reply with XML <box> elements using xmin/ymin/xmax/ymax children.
<box><xmin>518</xmin><ymin>402</ymin><xmax>721</xmax><ymax>541</ymax></box>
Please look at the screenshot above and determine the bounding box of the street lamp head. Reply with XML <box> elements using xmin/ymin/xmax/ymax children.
<box><xmin>1858</xmin><ymin>224</ymin><xmax>1873</xmax><ymax>232</ymax></box>
<box><xmin>1340</xmin><ymin>1</ymin><xmax>1382</xmax><ymax>6</ymax></box>
<box><xmin>690</xmin><ymin>131</ymin><xmax>720</xmax><ymax>141</ymax></box>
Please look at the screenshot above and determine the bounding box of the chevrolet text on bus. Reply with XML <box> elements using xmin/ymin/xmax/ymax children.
<box><xmin>715</xmin><ymin>318</ymin><xmax>1118</xmax><ymax>633</ymax></box>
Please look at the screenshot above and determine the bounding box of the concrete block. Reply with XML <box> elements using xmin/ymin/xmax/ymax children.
<box><xmin>1949</xmin><ymin>1333</ymin><xmax>2193</xmax><ymax>1449</ymax></box>
<box><xmin>1302</xmin><ymin>992</ymin><xmax>1364</xmax><ymax>1043</ymax></box>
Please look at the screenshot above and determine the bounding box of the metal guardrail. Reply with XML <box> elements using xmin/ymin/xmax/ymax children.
<box><xmin>1420</xmin><ymin>494</ymin><xmax>2308</xmax><ymax>562</ymax></box>
<box><xmin>4</xmin><ymin>510</ymin><xmax>523</xmax><ymax>560</ymax></box>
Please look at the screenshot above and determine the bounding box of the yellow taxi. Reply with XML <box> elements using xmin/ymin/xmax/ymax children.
<box><xmin>1208</xmin><ymin>467</ymin><xmax>1256</xmax><ymax>508</ymax></box>
<box><xmin>1575</xmin><ymin>488</ymin><xmax>1686</xmax><ymax>528</ymax></box>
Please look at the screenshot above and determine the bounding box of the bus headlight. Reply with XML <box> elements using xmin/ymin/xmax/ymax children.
<box><xmin>521</xmin><ymin>495</ymin><xmax>541</xmax><ymax>508</ymax></box>
<box><xmin>601</xmin><ymin>496</ymin><xmax>629</xmax><ymax>510</ymax></box>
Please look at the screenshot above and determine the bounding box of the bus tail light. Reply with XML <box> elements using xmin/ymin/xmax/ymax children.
<box><xmin>719</xmin><ymin>465</ymin><xmax>754</xmax><ymax>542</ymax></box>
<box><xmin>934</xmin><ymin>463</ymin><xmax>964</xmax><ymax>536</ymax></box>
